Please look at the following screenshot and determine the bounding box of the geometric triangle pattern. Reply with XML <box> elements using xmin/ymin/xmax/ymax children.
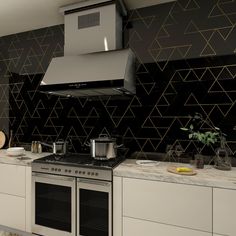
<box><xmin>0</xmin><ymin>3</ymin><xmax>235</xmax><ymax>158</ymax></box>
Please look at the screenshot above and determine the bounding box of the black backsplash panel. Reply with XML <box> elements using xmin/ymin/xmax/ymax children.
<box><xmin>0</xmin><ymin>0</ymin><xmax>236</xmax><ymax>156</ymax></box>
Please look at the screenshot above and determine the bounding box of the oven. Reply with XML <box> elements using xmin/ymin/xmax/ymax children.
<box><xmin>32</xmin><ymin>154</ymin><xmax>122</xmax><ymax>236</ymax></box>
<box><xmin>32</xmin><ymin>172</ymin><xmax>76</xmax><ymax>236</ymax></box>
<box><xmin>77</xmin><ymin>178</ymin><xmax>112</xmax><ymax>236</ymax></box>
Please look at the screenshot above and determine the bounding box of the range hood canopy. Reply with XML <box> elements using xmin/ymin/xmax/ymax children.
<box><xmin>40</xmin><ymin>0</ymin><xmax>136</xmax><ymax>98</ymax></box>
<box><xmin>40</xmin><ymin>48</ymin><xmax>135</xmax><ymax>97</ymax></box>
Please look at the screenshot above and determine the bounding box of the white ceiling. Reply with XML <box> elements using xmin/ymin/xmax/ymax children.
<box><xmin>0</xmin><ymin>0</ymin><xmax>174</xmax><ymax>37</ymax></box>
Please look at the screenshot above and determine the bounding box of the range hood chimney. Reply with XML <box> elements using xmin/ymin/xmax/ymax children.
<box><xmin>40</xmin><ymin>0</ymin><xmax>136</xmax><ymax>97</ymax></box>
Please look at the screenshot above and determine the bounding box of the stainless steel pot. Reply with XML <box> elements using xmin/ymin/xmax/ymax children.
<box><xmin>52</xmin><ymin>141</ymin><xmax>67</xmax><ymax>155</ymax></box>
<box><xmin>41</xmin><ymin>140</ymin><xmax>68</xmax><ymax>155</ymax></box>
<box><xmin>86</xmin><ymin>134</ymin><xmax>123</xmax><ymax>160</ymax></box>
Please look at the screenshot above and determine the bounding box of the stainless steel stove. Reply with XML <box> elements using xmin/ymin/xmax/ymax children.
<box><xmin>32</xmin><ymin>153</ymin><xmax>123</xmax><ymax>181</ymax></box>
<box><xmin>32</xmin><ymin>153</ymin><xmax>124</xmax><ymax>236</ymax></box>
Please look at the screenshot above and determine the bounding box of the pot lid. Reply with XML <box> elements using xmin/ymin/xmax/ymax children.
<box><xmin>92</xmin><ymin>134</ymin><xmax>116</xmax><ymax>142</ymax></box>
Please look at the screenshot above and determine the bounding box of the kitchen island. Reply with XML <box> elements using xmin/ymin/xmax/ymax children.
<box><xmin>113</xmin><ymin>159</ymin><xmax>236</xmax><ymax>236</ymax></box>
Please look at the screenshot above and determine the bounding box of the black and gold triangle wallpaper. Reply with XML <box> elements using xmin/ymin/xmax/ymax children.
<box><xmin>0</xmin><ymin>0</ymin><xmax>235</xmax><ymax>157</ymax></box>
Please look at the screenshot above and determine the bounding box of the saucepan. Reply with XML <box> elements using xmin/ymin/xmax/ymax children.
<box><xmin>41</xmin><ymin>140</ymin><xmax>68</xmax><ymax>155</ymax></box>
<box><xmin>85</xmin><ymin>134</ymin><xmax>123</xmax><ymax>160</ymax></box>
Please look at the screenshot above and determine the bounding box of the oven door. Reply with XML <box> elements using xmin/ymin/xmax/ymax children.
<box><xmin>77</xmin><ymin>178</ymin><xmax>112</xmax><ymax>236</ymax></box>
<box><xmin>32</xmin><ymin>172</ymin><xmax>76</xmax><ymax>236</ymax></box>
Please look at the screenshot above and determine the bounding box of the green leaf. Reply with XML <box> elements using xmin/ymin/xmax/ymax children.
<box><xmin>190</xmin><ymin>124</ymin><xmax>194</xmax><ymax>130</ymax></box>
<box><xmin>207</xmin><ymin>137</ymin><xmax>214</xmax><ymax>144</ymax></box>
<box><xmin>196</xmin><ymin>133</ymin><xmax>203</xmax><ymax>142</ymax></box>
<box><xmin>180</xmin><ymin>127</ymin><xmax>189</xmax><ymax>131</ymax></box>
<box><xmin>189</xmin><ymin>134</ymin><xmax>193</xmax><ymax>139</ymax></box>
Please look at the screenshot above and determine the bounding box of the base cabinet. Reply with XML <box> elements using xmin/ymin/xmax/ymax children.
<box><xmin>0</xmin><ymin>194</ymin><xmax>25</xmax><ymax>231</ymax></box>
<box><xmin>213</xmin><ymin>188</ymin><xmax>236</xmax><ymax>236</ymax></box>
<box><xmin>0</xmin><ymin>164</ymin><xmax>31</xmax><ymax>232</ymax></box>
<box><xmin>114</xmin><ymin>175</ymin><xmax>236</xmax><ymax>236</ymax></box>
<box><xmin>113</xmin><ymin>176</ymin><xmax>212</xmax><ymax>236</ymax></box>
<box><xmin>123</xmin><ymin>217</ymin><xmax>212</xmax><ymax>236</ymax></box>
<box><xmin>123</xmin><ymin>178</ymin><xmax>212</xmax><ymax>232</ymax></box>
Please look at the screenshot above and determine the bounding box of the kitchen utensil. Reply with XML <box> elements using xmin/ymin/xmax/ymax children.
<box><xmin>41</xmin><ymin>140</ymin><xmax>68</xmax><ymax>155</ymax></box>
<box><xmin>53</xmin><ymin>141</ymin><xmax>67</xmax><ymax>155</ymax></box>
<box><xmin>136</xmin><ymin>160</ymin><xmax>160</xmax><ymax>166</ymax></box>
<box><xmin>6</xmin><ymin>147</ymin><xmax>25</xmax><ymax>156</ymax></box>
<box><xmin>86</xmin><ymin>134</ymin><xmax>123</xmax><ymax>160</ymax></box>
<box><xmin>8</xmin><ymin>130</ymin><xmax>13</xmax><ymax>148</ymax></box>
<box><xmin>167</xmin><ymin>166</ymin><xmax>197</xmax><ymax>176</ymax></box>
<box><xmin>0</xmin><ymin>131</ymin><xmax>6</xmax><ymax>149</ymax></box>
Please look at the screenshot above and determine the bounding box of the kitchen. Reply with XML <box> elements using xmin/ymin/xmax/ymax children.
<box><xmin>0</xmin><ymin>0</ymin><xmax>236</xmax><ymax>235</ymax></box>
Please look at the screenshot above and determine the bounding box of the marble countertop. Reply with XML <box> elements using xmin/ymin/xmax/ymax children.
<box><xmin>0</xmin><ymin>150</ymin><xmax>51</xmax><ymax>166</ymax></box>
<box><xmin>114</xmin><ymin>159</ymin><xmax>236</xmax><ymax>190</ymax></box>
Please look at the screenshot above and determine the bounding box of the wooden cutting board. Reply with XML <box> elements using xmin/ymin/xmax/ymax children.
<box><xmin>0</xmin><ymin>131</ymin><xmax>6</xmax><ymax>149</ymax></box>
<box><xmin>167</xmin><ymin>166</ymin><xmax>197</xmax><ymax>176</ymax></box>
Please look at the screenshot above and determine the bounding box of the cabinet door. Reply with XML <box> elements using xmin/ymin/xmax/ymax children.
<box><xmin>0</xmin><ymin>193</ymin><xmax>25</xmax><ymax>231</ymax></box>
<box><xmin>113</xmin><ymin>176</ymin><xmax>122</xmax><ymax>236</ymax></box>
<box><xmin>213</xmin><ymin>188</ymin><xmax>236</xmax><ymax>236</ymax></box>
<box><xmin>123</xmin><ymin>178</ymin><xmax>212</xmax><ymax>232</ymax></box>
<box><xmin>123</xmin><ymin>217</ymin><xmax>212</xmax><ymax>236</ymax></box>
<box><xmin>0</xmin><ymin>164</ymin><xmax>25</xmax><ymax>196</ymax></box>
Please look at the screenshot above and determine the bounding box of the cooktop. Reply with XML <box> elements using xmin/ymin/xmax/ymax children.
<box><xmin>33</xmin><ymin>153</ymin><xmax>124</xmax><ymax>169</ymax></box>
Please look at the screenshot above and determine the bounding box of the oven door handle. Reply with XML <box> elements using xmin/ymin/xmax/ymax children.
<box><xmin>32</xmin><ymin>172</ymin><xmax>75</xmax><ymax>182</ymax></box>
<box><xmin>77</xmin><ymin>178</ymin><xmax>111</xmax><ymax>186</ymax></box>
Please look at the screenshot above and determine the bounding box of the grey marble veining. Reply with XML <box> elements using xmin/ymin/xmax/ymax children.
<box><xmin>114</xmin><ymin>159</ymin><xmax>236</xmax><ymax>190</ymax></box>
<box><xmin>0</xmin><ymin>150</ymin><xmax>51</xmax><ymax>166</ymax></box>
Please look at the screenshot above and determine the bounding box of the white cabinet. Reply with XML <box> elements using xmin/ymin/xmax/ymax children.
<box><xmin>0</xmin><ymin>194</ymin><xmax>25</xmax><ymax>231</ymax></box>
<box><xmin>113</xmin><ymin>176</ymin><xmax>213</xmax><ymax>236</ymax></box>
<box><xmin>114</xmin><ymin>174</ymin><xmax>236</xmax><ymax>236</ymax></box>
<box><xmin>123</xmin><ymin>178</ymin><xmax>212</xmax><ymax>232</ymax></box>
<box><xmin>213</xmin><ymin>188</ymin><xmax>236</xmax><ymax>236</ymax></box>
<box><xmin>113</xmin><ymin>176</ymin><xmax>122</xmax><ymax>236</ymax></box>
<box><xmin>0</xmin><ymin>163</ymin><xmax>25</xmax><ymax>196</ymax></box>
<box><xmin>123</xmin><ymin>217</ymin><xmax>212</xmax><ymax>236</ymax></box>
<box><xmin>0</xmin><ymin>164</ymin><xmax>31</xmax><ymax>232</ymax></box>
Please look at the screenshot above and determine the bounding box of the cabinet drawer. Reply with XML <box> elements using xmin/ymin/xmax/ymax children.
<box><xmin>213</xmin><ymin>188</ymin><xmax>236</xmax><ymax>236</ymax></box>
<box><xmin>0</xmin><ymin>164</ymin><xmax>25</xmax><ymax>196</ymax></box>
<box><xmin>0</xmin><ymin>193</ymin><xmax>26</xmax><ymax>231</ymax></box>
<box><xmin>123</xmin><ymin>178</ymin><xmax>212</xmax><ymax>232</ymax></box>
<box><xmin>123</xmin><ymin>217</ymin><xmax>212</xmax><ymax>236</ymax></box>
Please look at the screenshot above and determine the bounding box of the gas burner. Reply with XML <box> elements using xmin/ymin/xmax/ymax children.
<box><xmin>33</xmin><ymin>153</ymin><xmax>124</xmax><ymax>169</ymax></box>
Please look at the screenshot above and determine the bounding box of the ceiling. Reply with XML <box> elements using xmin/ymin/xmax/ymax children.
<box><xmin>0</xmin><ymin>0</ymin><xmax>174</xmax><ymax>37</ymax></box>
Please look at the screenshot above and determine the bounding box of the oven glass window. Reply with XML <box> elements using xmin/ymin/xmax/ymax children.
<box><xmin>80</xmin><ymin>189</ymin><xmax>108</xmax><ymax>236</ymax></box>
<box><xmin>35</xmin><ymin>182</ymin><xmax>72</xmax><ymax>232</ymax></box>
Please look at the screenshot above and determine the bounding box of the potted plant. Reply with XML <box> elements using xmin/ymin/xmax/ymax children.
<box><xmin>181</xmin><ymin>113</ymin><xmax>220</xmax><ymax>168</ymax></box>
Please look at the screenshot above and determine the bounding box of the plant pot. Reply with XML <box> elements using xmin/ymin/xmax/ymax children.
<box><xmin>194</xmin><ymin>154</ymin><xmax>204</xmax><ymax>169</ymax></box>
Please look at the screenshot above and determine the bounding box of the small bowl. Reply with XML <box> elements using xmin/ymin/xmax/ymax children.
<box><xmin>6</xmin><ymin>147</ymin><xmax>25</xmax><ymax>156</ymax></box>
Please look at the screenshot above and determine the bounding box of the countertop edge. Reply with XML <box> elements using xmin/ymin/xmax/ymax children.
<box><xmin>114</xmin><ymin>159</ymin><xmax>236</xmax><ymax>190</ymax></box>
<box><xmin>0</xmin><ymin>150</ymin><xmax>51</xmax><ymax>167</ymax></box>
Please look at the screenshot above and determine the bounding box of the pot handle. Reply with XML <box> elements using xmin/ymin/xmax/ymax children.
<box><xmin>115</xmin><ymin>144</ymin><xmax>123</xmax><ymax>148</ymax></box>
<box><xmin>84</xmin><ymin>142</ymin><xmax>91</xmax><ymax>147</ymax></box>
<box><xmin>99</xmin><ymin>133</ymin><xmax>110</xmax><ymax>138</ymax></box>
<box><xmin>57</xmin><ymin>139</ymin><xmax>64</xmax><ymax>142</ymax></box>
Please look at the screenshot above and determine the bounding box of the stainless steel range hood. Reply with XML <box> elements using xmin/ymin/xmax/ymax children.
<box><xmin>40</xmin><ymin>0</ymin><xmax>136</xmax><ymax>97</ymax></box>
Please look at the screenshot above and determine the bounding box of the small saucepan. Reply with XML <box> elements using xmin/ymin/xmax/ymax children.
<box><xmin>85</xmin><ymin>134</ymin><xmax>123</xmax><ymax>160</ymax></box>
<box><xmin>41</xmin><ymin>140</ymin><xmax>68</xmax><ymax>155</ymax></box>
